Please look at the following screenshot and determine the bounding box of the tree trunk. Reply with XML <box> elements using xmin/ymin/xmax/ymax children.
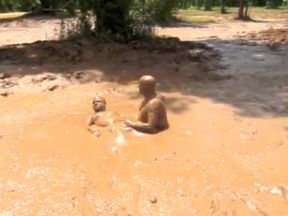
<box><xmin>40</xmin><ymin>0</ymin><xmax>50</xmax><ymax>9</ymax></box>
<box><xmin>204</xmin><ymin>0</ymin><xmax>213</xmax><ymax>11</ymax></box>
<box><xmin>220</xmin><ymin>0</ymin><xmax>226</xmax><ymax>14</ymax></box>
<box><xmin>94</xmin><ymin>0</ymin><xmax>133</xmax><ymax>40</ymax></box>
<box><xmin>196</xmin><ymin>0</ymin><xmax>203</xmax><ymax>10</ymax></box>
<box><xmin>67</xmin><ymin>0</ymin><xmax>77</xmax><ymax>15</ymax></box>
<box><xmin>244</xmin><ymin>1</ymin><xmax>249</xmax><ymax>18</ymax></box>
<box><xmin>40</xmin><ymin>0</ymin><xmax>59</xmax><ymax>14</ymax></box>
<box><xmin>238</xmin><ymin>0</ymin><xmax>245</xmax><ymax>19</ymax></box>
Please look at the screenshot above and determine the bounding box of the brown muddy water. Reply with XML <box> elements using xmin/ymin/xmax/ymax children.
<box><xmin>0</xmin><ymin>76</ymin><xmax>287</xmax><ymax>215</ymax></box>
<box><xmin>0</xmin><ymin>17</ymin><xmax>288</xmax><ymax>215</ymax></box>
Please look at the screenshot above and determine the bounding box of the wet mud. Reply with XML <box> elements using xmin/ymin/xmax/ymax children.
<box><xmin>0</xmin><ymin>16</ymin><xmax>288</xmax><ymax>215</ymax></box>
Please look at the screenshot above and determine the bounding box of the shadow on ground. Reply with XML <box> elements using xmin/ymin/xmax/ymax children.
<box><xmin>0</xmin><ymin>37</ymin><xmax>287</xmax><ymax>118</ymax></box>
<box><xmin>157</xmin><ymin>22</ymin><xmax>210</xmax><ymax>28</ymax></box>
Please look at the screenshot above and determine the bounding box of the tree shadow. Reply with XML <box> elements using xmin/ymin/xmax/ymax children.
<box><xmin>0</xmin><ymin>37</ymin><xmax>287</xmax><ymax>118</ymax></box>
<box><xmin>157</xmin><ymin>22</ymin><xmax>210</xmax><ymax>28</ymax></box>
<box><xmin>197</xmin><ymin>38</ymin><xmax>288</xmax><ymax>117</ymax></box>
<box><xmin>234</xmin><ymin>17</ymin><xmax>273</xmax><ymax>23</ymax></box>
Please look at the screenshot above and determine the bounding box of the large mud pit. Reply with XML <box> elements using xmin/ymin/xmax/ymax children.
<box><xmin>0</xmin><ymin>15</ymin><xmax>288</xmax><ymax>215</ymax></box>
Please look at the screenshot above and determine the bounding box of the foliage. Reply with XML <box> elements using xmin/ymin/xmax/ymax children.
<box><xmin>93</xmin><ymin>0</ymin><xmax>134</xmax><ymax>39</ymax></box>
<box><xmin>220</xmin><ymin>0</ymin><xmax>227</xmax><ymax>13</ymax></box>
<box><xmin>0</xmin><ymin>0</ymin><xmax>78</xmax><ymax>13</ymax></box>
<box><xmin>60</xmin><ymin>0</ymin><xmax>178</xmax><ymax>42</ymax></box>
<box><xmin>2</xmin><ymin>0</ymin><xmax>286</xmax><ymax>43</ymax></box>
<box><xmin>0</xmin><ymin>0</ymin><xmax>39</xmax><ymax>12</ymax></box>
<box><xmin>176</xmin><ymin>0</ymin><xmax>286</xmax><ymax>8</ymax></box>
<box><xmin>266</xmin><ymin>0</ymin><xmax>283</xmax><ymax>8</ymax></box>
<box><xmin>144</xmin><ymin>0</ymin><xmax>179</xmax><ymax>23</ymax></box>
<box><xmin>59</xmin><ymin>0</ymin><xmax>155</xmax><ymax>43</ymax></box>
<box><xmin>204</xmin><ymin>0</ymin><xmax>213</xmax><ymax>10</ymax></box>
<box><xmin>178</xmin><ymin>0</ymin><xmax>195</xmax><ymax>8</ymax></box>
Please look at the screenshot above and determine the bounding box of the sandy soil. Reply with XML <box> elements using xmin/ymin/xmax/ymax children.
<box><xmin>0</xmin><ymin>15</ymin><xmax>288</xmax><ymax>215</ymax></box>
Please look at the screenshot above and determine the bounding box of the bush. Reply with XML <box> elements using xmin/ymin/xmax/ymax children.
<box><xmin>146</xmin><ymin>0</ymin><xmax>179</xmax><ymax>23</ymax></box>
<box><xmin>0</xmin><ymin>0</ymin><xmax>177</xmax><ymax>43</ymax></box>
<box><xmin>58</xmin><ymin>0</ymin><xmax>179</xmax><ymax>42</ymax></box>
<box><xmin>78</xmin><ymin>0</ymin><xmax>154</xmax><ymax>42</ymax></box>
<box><xmin>0</xmin><ymin>0</ymin><xmax>20</xmax><ymax>12</ymax></box>
<box><xmin>266</xmin><ymin>0</ymin><xmax>283</xmax><ymax>8</ymax></box>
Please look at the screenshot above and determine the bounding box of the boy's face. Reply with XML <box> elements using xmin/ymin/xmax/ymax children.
<box><xmin>93</xmin><ymin>96</ymin><xmax>106</xmax><ymax>112</ymax></box>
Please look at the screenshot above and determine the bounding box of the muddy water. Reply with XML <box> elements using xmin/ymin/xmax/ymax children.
<box><xmin>1</xmin><ymin>17</ymin><xmax>288</xmax><ymax>215</ymax></box>
<box><xmin>0</xmin><ymin>78</ymin><xmax>287</xmax><ymax>215</ymax></box>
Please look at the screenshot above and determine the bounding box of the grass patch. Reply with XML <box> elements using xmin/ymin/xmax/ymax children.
<box><xmin>176</xmin><ymin>15</ymin><xmax>217</xmax><ymax>24</ymax></box>
<box><xmin>176</xmin><ymin>7</ymin><xmax>288</xmax><ymax>24</ymax></box>
<box><xmin>176</xmin><ymin>8</ymin><xmax>228</xmax><ymax>24</ymax></box>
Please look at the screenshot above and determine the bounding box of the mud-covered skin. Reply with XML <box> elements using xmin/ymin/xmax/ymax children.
<box><xmin>89</xmin><ymin>96</ymin><xmax>110</xmax><ymax>128</ymax></box>
<box><xmin>89</xmin><ymin>95</ymin><xmax>126</xmax><ymax>130</ymax></box>
<box><xmin>92</xmin><ymin>95</ymin><xmax>106</xmax><ymax>113</ymax></box>
<box><xmin>125</xmin><ymin>75</ymin><xmax>169</xmax><ymax>133</ymax></box>
<box><xmin>88</xmin><ymin>113</ymin><xmax>112</xmax><ymax>127</ymax></box>
<box><xmin>88</xmin><ymin>95</ymin><xmax>111</xmax><ymax>136</ymax></box>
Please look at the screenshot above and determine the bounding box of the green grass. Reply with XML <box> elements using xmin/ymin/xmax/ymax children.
<box><xmin>175</xmin><ymin>7</ymin><xmax>231</xmax><ymax>24</ymax></box>
<box><xmin>176</xmin><ymin>15</ymin><xmax>217</xmax><ymax>24</ymax></box>
<box><xmin>175</xmin><ymin>6</ymin><xmax>288</xmax><ymax>25</ymax></box>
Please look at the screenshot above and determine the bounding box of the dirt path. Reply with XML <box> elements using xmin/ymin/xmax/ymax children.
<box><xmin>157</xmin><ymin>19</ymin><xmax>287</xmax><ymax>41</ymax></box>
<box><xmin>0</xmin><ymin>16</ymin><xmax>288</xmax><ymax>215</ymax></box>
<box><xmin>0</xmin><ymin>15</ymin><xmax>287</xmax><ymax>46</ymax></box>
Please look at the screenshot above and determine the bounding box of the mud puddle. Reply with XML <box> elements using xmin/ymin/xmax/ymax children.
<box><xmin>0</xmin><ymin>80</ymin><xmax>287</xmax><ymax>215</ymax></box>
<box><xmin>0</xmin><ymin>17</ymin><xmax>288</xmax><ymax>215</ymax></box>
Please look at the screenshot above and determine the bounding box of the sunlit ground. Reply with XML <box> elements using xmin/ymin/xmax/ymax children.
<box><xmin>0</xmin><ymin>12</ymin><xmax>28</xmax><ymax>21</ymax></box>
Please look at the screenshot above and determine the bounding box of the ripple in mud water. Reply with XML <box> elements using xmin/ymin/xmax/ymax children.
<box><xmin>257</xmin><ymin>185</ymin><xmax>288</xmax><ymax>200</ymax></box>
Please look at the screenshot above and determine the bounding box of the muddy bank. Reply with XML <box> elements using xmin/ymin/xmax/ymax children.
<box><xmin>0</xmin><ymin>38</ymin><xmax>227</xmax><ymax>97</ymax></box>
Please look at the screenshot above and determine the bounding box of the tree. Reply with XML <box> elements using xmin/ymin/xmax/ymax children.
<box><xmin>0</xmin><ymin>0</ymin><xmax>39</xmax><ymax>12</ymax></box>
<box><xmin>39</xmin><ymin>0</ymin><xmax>78</xmax><ymax>14</ymax></box>
<box><xmin>204</xmin><ymin>0</ymin><xmax>213</xmax><ymax>10</ymax></box>
<box><xmin>94</xmin><ymin>0</ymin><xmax>133</xmax><ymax>37</ymax></box>
<box><xmin>78</xmin><ymin>0</ymin><xmax>179</xmax><ymax>41</ymax></box>
<box><xmin>40</xmin><ymin>0</ymin><xmax>58</xmax><ymax>9</ymax></box>
<box><xmin>0</xmin><ymin>0</ymin><xmax>19</xmax><ymax>12</ymax></box>
<box><xmin>266</xmin><ymin>0</ymin><xmax>282</xmax><ymax>8</ymax></box>
<box><xmin>66</xmin><ymin>0</ymin><xmax>78</xmax><ymax>15</ymax></box>
<box><xmin>196</xmin><ymin>0</ymin><xmax>203</xmax><ymax>9</ymax></box>
<box><xmin>144</xmin><ymin>0</ymin><xmax>179</xmax><ymax>23</ymax></box>
<box><xmin>0</xmin><ymin>0</ymin><xmax>180</xmax><ymax>42</ymax></box>
<box><xmin>238</xmin><ymin>0</ymin><xmax>249</xmax><ymax>20</ymax></box>
<box><xmin>220</xmin><ymin>0</ymin><xmax>227</xmax><ymax>14</ymax></box>
<box><xmin>178</xmin><ymin>0</ymin><xmax>194</xmax><ymax>8</ymax></box>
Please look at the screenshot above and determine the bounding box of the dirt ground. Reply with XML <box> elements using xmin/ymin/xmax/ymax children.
<box><xmin>0</xmin><ymin>13</ymin><xmax>288</xmax><ymax>215</ymax></box>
